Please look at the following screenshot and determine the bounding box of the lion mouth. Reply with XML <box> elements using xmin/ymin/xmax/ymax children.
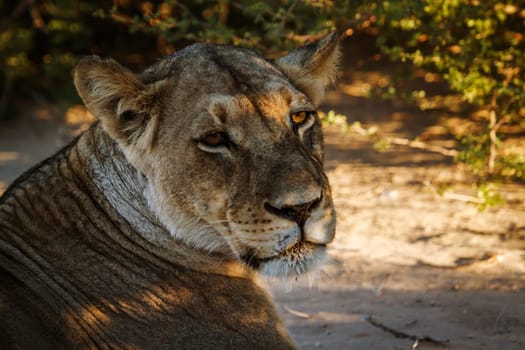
<box><xmin>240</xmin><ymin>242</ymin><xmax>327</xmax><ymax>276</ymax></box>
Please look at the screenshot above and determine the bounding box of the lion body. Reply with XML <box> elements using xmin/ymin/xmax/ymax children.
<box><xmin>0</xmin><ymin>33</ymin><xmax>341</xmax><ymax>349</ymax></box>
<box><xmin>0</xmin><ymin>128</ymin><xmax>295</xmax><ymax>349</ymax></box>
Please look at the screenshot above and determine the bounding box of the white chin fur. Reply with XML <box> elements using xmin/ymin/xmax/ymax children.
<box><xmin>145</xmin><ymin>184</ymin><xmax>230</xmax><ymax>252</ymax></box>
<box><xmin>259</xmin><ymin>246</ymin><xmax>327</xmax><ymax>278</ymax></box>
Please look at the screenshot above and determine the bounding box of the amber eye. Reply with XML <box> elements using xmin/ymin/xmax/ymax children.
<box><xmin>291</xmin><ymin>111</ymin><xmax>308</xmax><ymax>126</ymax></box>
<box><xmin>201</xmin><ymin>131</ymin><xmax>228</xmax><ymax>147</ymax></box>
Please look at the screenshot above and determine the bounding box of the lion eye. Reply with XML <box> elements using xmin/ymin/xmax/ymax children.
<box><xmin>201</xmin><ymin>131</ymin><xmax>228</xmax><ymax>147</ymax></box>
<box><xmin>290</xmin><ymin>111</ymin><xmax>315</xmax><ymax>133</ymax></box>
<box><xmin>291</xmin><ymin>111</ymin><xmax>308</xmax><ymax>126</ymax></box>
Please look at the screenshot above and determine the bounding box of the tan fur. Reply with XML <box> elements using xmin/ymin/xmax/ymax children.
<box><xmin>0</xmin><ymin>32</ymin><xmax>342</xmax><ymax>349</ymax></box>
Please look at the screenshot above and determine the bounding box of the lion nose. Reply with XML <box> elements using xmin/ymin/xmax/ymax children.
<box><xmin>264</xmin><ymin>196</ymin><xmax>322</xmax><ymax>227</ymax></box>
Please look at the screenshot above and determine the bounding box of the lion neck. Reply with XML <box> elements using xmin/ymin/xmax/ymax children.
<box><xmin>73</xmin><ymin>125</ymin><xmax>251</xmax><ymax>279</ymax></box>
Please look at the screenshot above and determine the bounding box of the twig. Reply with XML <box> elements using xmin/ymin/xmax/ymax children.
<box><xmin>441</xmin><ymin>192</ymin><xmax>482</xmax><ymax>204</ymax></box>
<box><xmin>488</xmin><ymin>94</ymin><xmax>498</xmax><ymax>175</ymax></box>
<box><xmin>415</xmin><ymin>252</ymin><xmax>497</xmax><ymax>270</ymax></box>
<box><xmin>283</xmin><ymin>305</ymin><xmax>311</xmax><ymax>319</ymax></box>
<box><xmin>279</xmin><ymin>0</ymin><xmax>299</xmax><ymax>31</ymax></box>
<box><xmin>422</xmin><ymin>181</ymin><xmax>482</xmax><ymax>204</ymax></box>
<box><xmin>386</xmin><ymin>137</ymin><xmax>459</xmax><ymax>157</ymax></box>
<box><xmin>350</xmin><ymin>122</ymin><xmax>458</xmax><ymax>157</ymax></box>
<box><xmin>364</xmin><ymin>315</ymin><xmax>449</xmax><ymax>346</ymax></box>
<box><xmin>494</xmin><ymin>305</ymin><xmax>507</xmax><ymax>330</ymax></box>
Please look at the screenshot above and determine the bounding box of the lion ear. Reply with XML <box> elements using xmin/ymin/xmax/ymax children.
<box><xmin>74</xmin><ymin>56</ymin><xmax>160</xmax><ymax>150</ymax></box>
<box><xmin>276</xmin><ymin>31</ymin><xmax>343</xmax><ymax>106</ymax></box>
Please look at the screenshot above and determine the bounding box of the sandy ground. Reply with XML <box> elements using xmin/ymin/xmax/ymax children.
<box><xmin>270</xmin><ymin>66</ymin><xmax>525</xmax><ymax>350</ymax></box>
<box><xmin>270</xmin><ymin>142</ymin><xmax>525</xmax><ymax>350</ymax></box>
<box><xmin>1</xmin><ymin>62</ymin><xmax>524</xmax><ymax>350</ymax></box>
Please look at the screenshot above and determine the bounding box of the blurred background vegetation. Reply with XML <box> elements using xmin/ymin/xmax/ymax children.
<box><xmin>1</xmin><ymin>0</ymin><xmax>524</xmax><ymax>205</ymax></box>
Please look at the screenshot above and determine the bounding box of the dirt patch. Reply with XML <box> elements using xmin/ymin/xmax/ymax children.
<box><xmin>1</xmin><ymin>60</ymin><xmax>524</xmax><ymax>349</ymax></box>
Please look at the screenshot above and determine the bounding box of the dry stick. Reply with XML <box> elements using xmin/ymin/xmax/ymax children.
<box><xmin>488</xmin><ymin>93</ymin><xmax>498</xmax><ymax>175</ymax></box>
<box><xmin>283</xmin><ymin>305</ymin><xmax>311</xmax><ymax>319</ymax></box>
<box><xmin>494</xmin><ymin>305</ymin><xmax>507</xmax><ymax>330</ymax></box>
<box><xmin>350</xmin><ymin>123</ymin><xmax>459</xmax><ymax>158</ymax></box>
<box><xmin>423</xmin><ymin>181</ymin><xmax>483</xmax><ymax>204</ymax></box>
<box><xmin>422</xmin><ymin>180</ymin><xmax>485</xmax><ymax>205</ymax></box>
<box><xmin>386</xmin><ymin>137</ymin><xmax>459</xmax><ymax>158</ymax></box>
<box><xmin>364</xmin><ymin>315</ymin><xmax>449</xmax><ymax>346</ymax></box>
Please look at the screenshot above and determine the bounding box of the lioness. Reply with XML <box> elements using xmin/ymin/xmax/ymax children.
<box><xmin>0</xmin><ymin>30</ymin><xmax>342</xmax><ymax>349</ymax></box>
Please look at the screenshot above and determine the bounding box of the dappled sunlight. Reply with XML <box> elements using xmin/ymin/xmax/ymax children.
<box><xmin>0</xmin><ymin>151</ymin><xmax>26</xmax><ymax>194</ymax></box>
<box><xmin>415</xmin><ymin>93</ymin><xmax>463</xmax><ymax>112</ymax></box>
<box><xmin>337</xmin><ymin>72</ymin><xmax>391</xmax><ymax>98</ymax></box>
<box><xmin>0</xmin><ymin>103</ymin><xmax>75</xmax><ymax>188</ymax></box>
<box><xmin>0</xmin><ymin>151</ymin><xmax>22</xmax><ymax>162</ymax></box>
<box><xmin>339</xmin><ymin>81</ymin><xmax>373</xmax><ymax>98</ymax></box>
<box><xmin>65</xmin><ymin>105</ymin><xmax>96</xmax><ymax>136</ymax></box>
<box><xmin>79</xmin><ymin>304</ymin><xmax>111</xmax><ymax>327</ymax></box>
<box><xmin>446</xmin><ymin>115</ymin><xmax>480</xmax><ymax>135</ymax></box>
<box><xmin>53</xmin><ymin>272</ymin><xmax>286</xmax><ymax>347</ymax></box>
<box><xmin>34</xmin><ymin>107</ymin><xmax>55</xmax><ymax>121</ymax></box>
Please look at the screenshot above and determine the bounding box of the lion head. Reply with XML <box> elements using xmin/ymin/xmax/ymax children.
<box><xmin>74</xmin><ymin>32</ymin><xmax>341</xmax><ymax>278</ymax></box>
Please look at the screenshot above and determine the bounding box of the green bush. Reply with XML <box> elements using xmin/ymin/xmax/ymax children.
<box><xmin>370</xmin><ymin>0</ymin><xmax>525</xmax><ymax>183</ymax></box>
<box><xmin>93</xmin><ymin>0</ymin><xmax>355</xmax><ymax>56</ymax></box>
<box><xmin>1</xmin><ymin>0</ymin><xmax>523</xmax><ymax>206</ymax></box>
<box><xmin>0</xmin><ymin>1</ymin><xmax>101</xmax><ymax>113</ymax></box>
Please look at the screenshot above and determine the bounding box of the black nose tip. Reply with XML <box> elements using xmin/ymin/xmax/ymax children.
<box><xmin>265</xmin><ymin>196</ymin><xmax>322</xmax><ymax>226</ymax></box>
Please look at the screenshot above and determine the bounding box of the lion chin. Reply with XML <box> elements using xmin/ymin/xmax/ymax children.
<box><xmin>242</xmin><ymin>242</ymin><xmax>327</xmax><ymax>278</ymax></box>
